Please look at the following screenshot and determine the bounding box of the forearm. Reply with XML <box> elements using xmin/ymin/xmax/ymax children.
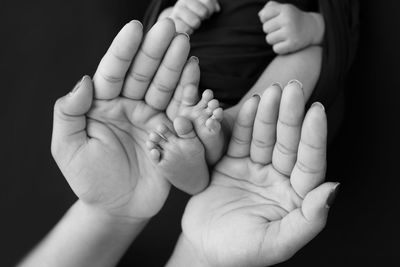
<box><xmin>18</xmin><ymin>200</ymin><xmax>147</xmax><ymax>267</ymax></box>
<box><xmin>166</xmin><ymin>234</ymin><xmax>210</xmax><ymax>267</ymax></box>
<box><xmin>225</xmin><ymin>45</ymin><xmax>322</xmax><ymax>121</ymax></box>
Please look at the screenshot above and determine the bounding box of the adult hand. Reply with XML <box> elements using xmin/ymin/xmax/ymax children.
<box><xmin>51</xmin><ymin>18</ymin><xmax>197</xmax><ymax>222</ymax></box>
<box><xmin>175</xmin><ymin>82</ymin><xmax>339</xmax><ymax>267</ymax></box>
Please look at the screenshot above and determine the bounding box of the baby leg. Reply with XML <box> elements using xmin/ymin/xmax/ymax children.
<box><xmin>146</xmin><ymin>117</ymin><xmax>209</xmax><ymax>194</ymax></box>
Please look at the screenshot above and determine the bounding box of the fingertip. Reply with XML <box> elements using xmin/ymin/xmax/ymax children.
<box><xmin>302</xmin><ymin>182</ymin><xmax>339</xmax><ymax>222</ymax></box>
<box><xmin>152</xmin><ymin>17</ymin><xmax>176</xmax><ymax>38</ymax></box>
<box><xmin>63</xmin><ymin>75</ymin><xmax>93</xmax><ymax>116</ymax></box>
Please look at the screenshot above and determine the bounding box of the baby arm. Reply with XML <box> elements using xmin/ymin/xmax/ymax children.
<box><xmin>259</xmin><ymin>1</ymin><xmax>325</xmax><ymax>55</ymax></box>
<box><xmin>159</xmin><ymin>0</ymin><xmax>221</xmax><ymax>34</ymax></box>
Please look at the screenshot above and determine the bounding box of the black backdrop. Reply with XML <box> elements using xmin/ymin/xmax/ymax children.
<box><xmin>1</xmin><ymin>1</ymin><xmax>398</xmax><ymax>266</ymax></box>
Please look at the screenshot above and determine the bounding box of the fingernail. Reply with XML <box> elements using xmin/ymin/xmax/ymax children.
<box><xmin>311</xmin><ymin>102</ymin><xmax>325</xmax><ymax>112</ymax></box>
<box><xmin>326</xmin><ymin>183</ymin><xmax>341</xmax><ymax>209</ymax></box>
<box><xmin>252</xmin><ymin>93</ymin><xmax>261</xmax><ymax>100</ymax></box>
<box><xmin>190</xmin><ymin>56</ymin><xmax>199</xmax><ymax>64</ymax></box>
<box><xmin>287</xmin><ymin>79</ymin><xmax>303</xmax><ymax>89</ymax></box>
<box><xmin>70</xmin><ymin>76</ymin><xmax>86</xmax><ymax>94</ymax></box>
<box><xmin>130</xmin><ymin>20</ymin><xmax>143</xmax><ymax>29</ymax></box>
<box><xmin>179</xmin><ymin>32</ymin><xmax>190</xmax><ymax>40</ymax></box>
<box><xmin>270</xmin><ymin>82</ymin><xmax>283</xmax><ymax>89</ymax></box>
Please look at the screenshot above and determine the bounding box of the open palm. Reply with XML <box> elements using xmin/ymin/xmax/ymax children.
<box><xmin>181</xmin><ymin>83</ymin><xmax>339</xmax><ymax>267</ymax></box>
<box><xmin>52</xmin><ymin>19</ymin><xmax>198</xmax><ymax>219</ymax></box>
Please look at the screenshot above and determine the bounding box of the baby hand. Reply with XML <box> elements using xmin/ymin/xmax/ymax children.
<box><xmin>168</xmin><ymin>0</ymin><xmax>221</xmax><ymax>34</ymax></box>
<box><xmin>259</xmin><ymin>1</ymin><xmax>325</xmax><ymax>54</ymax></box>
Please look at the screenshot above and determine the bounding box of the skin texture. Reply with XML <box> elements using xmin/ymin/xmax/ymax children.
<box><xmin>167</xmin><ymin>82</ymin><xmax>339</xmax><ymax>267</ymax></box>
<box><xmin>259</xmin><ymin>1</ymin><xmax>325</xmax><ymax>54</ymax></box>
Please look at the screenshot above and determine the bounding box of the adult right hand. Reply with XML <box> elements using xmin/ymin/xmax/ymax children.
<box><xmin>175</xmin><ymin>82</ymin><xmax>339</xmax><ymax>267</ymax></box>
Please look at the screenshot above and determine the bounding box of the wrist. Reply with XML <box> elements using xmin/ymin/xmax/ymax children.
<box><xmin>76</xmin><ymin>200</ymin><xmax>149</xmax><ymax>234</ymax></box>
<box><xmin>308</xmin><ymin>12</ymin><xmax>325</xmax><ymax>45</ymax></box>
<box><xmin>166</xmin><ymin>234</ymin><xmax>210</xmax><ymax>267</ymax></box>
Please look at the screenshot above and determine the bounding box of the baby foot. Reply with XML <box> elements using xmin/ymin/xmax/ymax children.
<box><xmin>176</xmin><ymin>84</ymin><xmax>225</xmax><ymax>165</ymax></box>
<box><xmin>146</xmin><ymin>117</ymin><xmax>209</xmax><ymax>195</ymax></box>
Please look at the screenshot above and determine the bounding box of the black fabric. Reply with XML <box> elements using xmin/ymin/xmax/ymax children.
<box><xmin>144</xmin><ymin>0</ymin><xmax>320</xmax><ymax>105</ymax></box>
<box><xmin>144</xmin><ymin>0</ymin><xmax>359</xmax><ymax>140</ymax></box>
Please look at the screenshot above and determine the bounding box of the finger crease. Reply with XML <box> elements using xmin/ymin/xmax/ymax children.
<box><xmin>295</xmin><ymin>160</ymin><xmax>322</xmax><ymax>175</ymax></box>
<box><xmin>278</xmin><ymin>118</ymin><xmax>302</xmax><ymax>128</ymax></box>
<box><xmin>129</xmin><ymin>70</ymin><xmax>151</xmax><ymax>83</ymax></box>
<box><xmin>140</xmin><ymin>48</ymin><xmax>162</xmax><ymax>61</ymax></box>
<box><xmin>99</xmin><ymin>71</ymin><xmax>124</xmax><ymax>84</ymax></box>
<box><xmin>275</xmin><ymin>141</ymin><xmax>297</xmax><ymax>155</ymax></box>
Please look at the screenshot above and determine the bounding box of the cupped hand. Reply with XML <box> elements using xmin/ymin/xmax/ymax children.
<box><xmin>181</xmin><ymin>82</ymin><xmax>339</xmax><ymax>267</ymax></box>
<box><xmin>51</xmin><ymin>19</ymin><xmax>199</xmax><ymax>221</ymax></box>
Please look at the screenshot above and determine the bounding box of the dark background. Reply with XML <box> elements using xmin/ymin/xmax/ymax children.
<box><xmin>1</xmin><ymin>1</ymin><xmax>398</xmax><ymax>266</ymax></box>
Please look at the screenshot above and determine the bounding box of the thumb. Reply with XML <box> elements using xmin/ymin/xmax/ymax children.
<box><xmin>51</xmin><ymin>75</ymin><xmax>93</xmax><ymax>159</ymax></box>
<box><xmin>274</xmin><ymin>182</ymin><xmax>340</xmax><ymax>261</ymax></box>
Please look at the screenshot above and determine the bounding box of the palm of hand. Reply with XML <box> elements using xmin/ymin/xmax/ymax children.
<box><xmin>179</xmin><ymin>84</ymin><xmax>332</xmax><ymax>267</ymax></box>
<box><xmin>183</xmin><ymin>156</ymin><xmax>301</xmax><ymax>267</ymax></box>
<box><xmin>65</xmin><ymin>97</ymin><xmax>172</xmax><ymax>219</ymax></box>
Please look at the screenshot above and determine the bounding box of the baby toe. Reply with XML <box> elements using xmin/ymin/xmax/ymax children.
<box><xmin>149</xmin><ymin>148</ymin><xmax>161</xmax><ymax>162</ymax></box>
<box><xmin>174</xmin><ymin>117</ymin><xmax>196</xmax><ymax>139</ymax></box>
<box><xmin>207</xmin><ymin>99</ymin><xmax>220</xmax><ymax>111</ymax></box>
<box><xmin>200</xmin><ymin>89</ymin><xmax>214</xmax><ymax>104</ymax></box>
<box><xmin>205</xmin><ymin>117</ymin><xmax>221</xmax><ymax>133</ymax></box>
<box><xmin>212</xmin><ymin>107</ymin><xmax>224</xmax><ymax>121</ymax></box>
